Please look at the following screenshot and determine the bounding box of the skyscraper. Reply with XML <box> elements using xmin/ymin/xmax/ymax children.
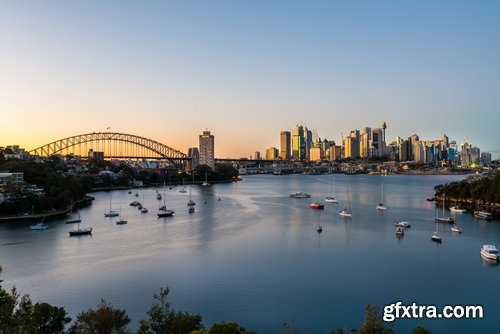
<box><xmin>280</xmin><ymin>131</ymin><xmax>291</xmax><ymax>160</ymax></box>
<box><xmin>292</xmin><ymin>125</ymin><xmax>305</xmax><ymax>160</ymax></box>
<box><xmin>199</xmin><ymin>130</ymin><xmax>215</xmax><ymax>169</ymax></box>
<box><xmin>187</xmin><ymin>147</ymin><xmax>199</xmax><ymax>171</ymax></box>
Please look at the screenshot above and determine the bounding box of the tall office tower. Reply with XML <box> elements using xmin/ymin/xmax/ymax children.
<box><xmin>199</xmin><ymin>130</ymin><xmax>215</xmax><ymax>169</ymax></box>
<box><xmin>371</xmin><ymin>122</ymin><xmax>387</xmax><ymax>157</ymax></box>
<box><xmin>407</xmin><ymin>134</ymin><xmax>419</xmax><ymax>161</ymax></box>
<box><xmin>360</xmin><ymin>127</ymin><xmax>371</xmax><ymax>158</ymax></box>
<box><xmin>266</xmin><ymin>147</ymin><xmax>279</xmax><ymax>160</ymax></box>
<box><xmin>329</xmin><ymin>146</ymin><xmax>342</xmax><ymax>161</ymax></box>
<box><xmin>413</xmin><ymin>141</ymin><xmax>425</xmax><ymax>163</ymax></box>
<box><xmin>344</xmin><ymin>135</ymin><xmax>360</xmax><ymax>159</ymax></box>
<box><xmin>304</xmin><ymin>127</ymin><xmax>313</xmax><ymax>160</ymax></box>
<box><xmin>280</xmin><ymin>131</ymin><xmax>291</xmax><ymax>160</ymax></box>
<box><xmin>309</xmin><ymin>147</ymin><xmax>322</xmax><ymax>162</ymax></box>
<box><xmin>292</xmin><ymin>125</ymin><xmax>305</xmax><ymax>160</ymax></box>
<box><xmin>187</xmin><ymin>147</ymin><xmax>199</xmax><ymax>171</ymax></box>
<box><xmin>254</xmin><ymin>151</ymin><xmax>261</xmax><ymax>160</ymax></box>
<box><xmin>395</xmin><ymin>137</ymin><xmax>406</xmax><ymax>162</ymax></box>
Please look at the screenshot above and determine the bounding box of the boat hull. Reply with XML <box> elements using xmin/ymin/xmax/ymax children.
<box><xmin>69</xmin><ymin>229</ymin><xmax>92</xmax><ymax>236</ymax></box>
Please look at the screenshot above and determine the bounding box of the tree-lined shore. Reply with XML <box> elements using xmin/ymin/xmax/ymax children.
<box><xmin>434</xmin><ymin>172</ymin><xmax>500</xmax><ymax>209</ymax></box>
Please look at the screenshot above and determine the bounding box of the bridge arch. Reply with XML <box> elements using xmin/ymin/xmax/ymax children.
<box><xmin>29</xmin><ymin>132</ymin><xmax>187</xmax><ymax>162</ymax></box>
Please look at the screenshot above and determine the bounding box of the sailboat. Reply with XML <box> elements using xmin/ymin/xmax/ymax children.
<box><xmin>431</xmin><ymin>208</ymin><xmax>442</xmax><ymax>243</ymax></box>
<box><xmin>376</xmin><ymin>182</ymin><xmax>387</xmax><ymax>211</ymax></box>
<box><xmin>179</xmin><ymin>178</ymin><xmax>187</xmax><ymax>193</ymax></box>
<box><xmin>69</xmin><ymin>214</ymin><xmax>92</xmax><ymax>236</ymax></box>
<box><xmin>116</xmin><ymin>205</ymin><xmax>127</xmax><ymax>225</ymax></box>
<box><xmin>157</xmin><ymin>187</ymin><xmax>174</xmax><ymax>217</ymax></box>
<box><xmin>435</xmin><ymin>194</ymin><xmax>454</xmax><ymax>223</ymax></box>
<box><xmin>30</xmin><ymin>217</ymin><xmax>50</xmax><ymax>230</ymax></box>
<box><xmin>66</xmin><ymin>200</ymin><xmax>81</xmax><ymax>224</ymax></box>
<box><xmin>325</xmin><ymin>178</ymin><xmax>339</xmax><ymax>204</ymax></box>
<box><xmin>104</xmin><ymin>193</ymin><xmax>119</xmax><ymax>217</ymax></box>
<box><xmin>187</xmin><ymin>187</ymin><xmax>196</xmax><ymax>206</ymax></box>
<box><xmin>316</xmin><ymin>210</ymin><xmax>323</xmax><ymax>233</ymax></box>
<box><xmin>339</xmin><ymin>186</ymin><xmax>352</xmax><ymax>217</ymax></box>
<box><xmin>450</xmin><ymin>215</ymin><xmax>462</xmax><ymax>233</ymax></box>
<box><xmin>202</xmin><ymin>170</ymin><xmax>210</xmax><ymax>187</ymax></box>
<box><xmin>69</xmin><ymin>222</ymin><xmax>92</xmax><ymax>236</ymax></box>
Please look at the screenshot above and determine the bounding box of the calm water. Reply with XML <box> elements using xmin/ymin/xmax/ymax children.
<box><xmin>1</xmin><ymin>174</ymin><xmax>499</xmax><ymax>333</ymax></box>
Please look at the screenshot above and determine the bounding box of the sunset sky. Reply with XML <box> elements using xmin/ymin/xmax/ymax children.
<box><xmin>1</xmin><ymin>1</ymin><xmax>499</xmax><ymax>158</ymax></box>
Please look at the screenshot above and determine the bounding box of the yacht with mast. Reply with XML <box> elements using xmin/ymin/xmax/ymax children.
<box><xmin>435</xmin><ymin>194</ymin><xmax>454</xmax><ymax>223</ymax></box>
<box><xmin>339</xmin><ymin>186</ymin><xmax>352</xmax><ymax>217</ymax></box>
<box><xmin>376</xmin><ymin>182</ymin><xmax>387</xmax><ymax>211</ymax></box>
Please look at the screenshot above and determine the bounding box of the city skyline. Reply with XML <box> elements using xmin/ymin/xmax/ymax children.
<box><xmin>1</xmin><ymin>1</ymin><xmax>499</xmax><ymax>157</ymax></box>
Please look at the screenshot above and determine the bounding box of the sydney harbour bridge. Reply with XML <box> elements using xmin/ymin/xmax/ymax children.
<box><xmin>29</xmin><ymin>132</ymin><xmax>189</xmax><ymax>164</ymax></box>
<box><xmin>27</xmin><ymin>132</ymin><xmax>266</xmax><ymax>169</ymax></box>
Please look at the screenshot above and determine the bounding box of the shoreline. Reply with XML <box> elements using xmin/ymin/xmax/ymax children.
<box><xmin>0</xmin><ymin>196</ymin><xmax>94</xmax><ymax>223</ymax></box>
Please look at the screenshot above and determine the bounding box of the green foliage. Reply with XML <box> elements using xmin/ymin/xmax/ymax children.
<box><xmin>69</xmin><ymin>299</ymin><xmax>130</xmax><ymax>334</ymax></box>
<box><xmin>0</xmin><ymin>273</ymin><xmax>69</xmax><ymax>334</ymax></box>
<box><xmin>412</xmin><ymin>326</ymin><xmax>431</xmax><ymax>334</ymax></box>
<box><xmin>138</xmin><ymin>287</ymin><xmax>203</xmax><ymax>334</ymax></box>
<box><xmin>436</xmin><ymin>172</ymin><xmax>500</xmax><ymax>204</ymax></box>
<box><xmin>359</xmin><ymin>305</ymin><xmax>394</xmax><ymax>334</ymax></box>
<box><xmin>213</xmin><ymin>164</ymin><xmax>239</xmax><ymax>181</ymax></box>
<box><xmin>207</xmin><ymin>321</ymin><xmax>255</xmax><ymax>334</ymax></box>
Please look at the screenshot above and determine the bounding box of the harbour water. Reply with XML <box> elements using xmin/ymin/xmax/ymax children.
<box><xmin>0</xmin><ymin>174</ymin><xmax>499</xmax><ymax>333</ymax></box>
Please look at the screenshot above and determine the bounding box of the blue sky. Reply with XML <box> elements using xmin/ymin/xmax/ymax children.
<box><xmin>1</xmin><ymin>1</ymin><xmax>499</xmax><ymax>157</ymax></box>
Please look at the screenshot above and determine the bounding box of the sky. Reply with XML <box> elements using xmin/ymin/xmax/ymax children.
<box><xmin>1</xmin><ymin>1</ymin><xmax>499</xmax><ymax>158</ymax></box>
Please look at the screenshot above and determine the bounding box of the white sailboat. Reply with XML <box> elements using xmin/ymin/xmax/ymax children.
<box><xmin>30</xmin><ymin>217</ymin><xmax>50</xmax><ymax>230</ymax></box>
<box><xmin>435</xmin><ymin>194</ymin><xmax>454</xmax><ymax>223</ymax></box>
<box><xmin>431</xmin><ymin>208</ymin><xmax>442</xmax><ymax>243</ymax></box>
<box><xmin>325</xmin><ymin>178</ymin><xmax>339</xmax><ymax>204</ymax></box>
<box><xmin>202</xmin><ymin>169</ymin><xmax>210</xmax><ymax>187</ymax></box>
<box><xmin>104</xmin><ymin>193</ymin><xmax>119</xmax><ymax>217</ymax></box>
<box><xmin>450</xmin><ymin>215</ymin><xmax>462</xmax><ymax>233</ymax></box>
<box><xmin>339</xmin><ymin>186</ymin><xmax>352</xmax><ymax>217</ymax></box>
<box><xmin>376</xmin><ymin>182</ymin><xmax>387</xmax><ymax>211</ymax></box>
<box><xmin>66</xmin><ymin>200</ymin><xmax>81</xmax><ymax>224</ymax></box>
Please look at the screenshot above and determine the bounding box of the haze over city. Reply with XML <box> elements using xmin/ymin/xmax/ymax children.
<box><xmin>1</xmin><ymin>1</ymin><xmax>499</xmax><ymax>157</ymax></box>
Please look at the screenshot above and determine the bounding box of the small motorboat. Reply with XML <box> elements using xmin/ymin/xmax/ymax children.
<box><xmin>480</xmin><ymin>245</ymin><xmax>499</xmax><ymax>262</ymax></box>
<box><xmin>309</xmin><ymin>202</ymin><xmax>324</xmax><ymax>210</ymax></box>
<box><xmin>30</xmin><ymin>222</ymin><xmax>50</xmax><ymax>230</ymax></box>
<box><xmin>394</xmin><ymin>221</ymin><xmax>411</xmax><ymax>228</ymax></box>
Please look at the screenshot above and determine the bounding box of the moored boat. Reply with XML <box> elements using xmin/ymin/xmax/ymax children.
<box><xmin>30</xmin><ymin>222</ymin><xmax>50</xmax><ymax>230</ymax></box>
<box><xmin>69</xmin><ymin>226</ymin><xmax>92</xmax><ymax>236</ymax></box>
<box><xmin>480</xmin><ymin>245</ymin><xmax>499</xmax><ymax>262</ymax></box>
<box><xmin>325</xmin><ymin>197</ymin><xmax>338</xmax><ymax>204</ymax></box>
<box><xmin>450</xmin><ymin>206</ymin><xmax>466</xmax><ymax>213</ymax></box>
<box><xmin>435</xmin><ymin>217</ymin><xmax>455</xmax><ymax>224</ymax></box>
<box><xmin>474</xmin><ymin>210</ymin><xmax>493</xmax><ymax>220</ymax></box>
<box><xmin>289</xmin><ymin>192</ymin><xmax>311</xmax><ymax>198</ymax></box>
<box><xmin>394</xmin><ymin>221</ymin><xmax>411</xmax><ymax>228</ymax></box>
<box><xmin>158</xmin><ymin>210</ymin><xmax>175</xmax><ymax>217</ymax></box>
<box><xmin>309</xmin><ymin>202</ymin><xmax>324</xmax><ymax>210</ymax></box>
<box><xmin>431</xmin><ymin>232</ymin><xmax>442</xmax><ymax>243</ymax></box>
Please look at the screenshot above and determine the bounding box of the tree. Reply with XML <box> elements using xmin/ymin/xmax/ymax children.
<box><xmin>0</xmin><ymin>266</ymin><xmax>70</xmax><ymax>334</ymax></box>
<box><xmin>138</xmin><ymin>287</ymin><xmax>203</xmax><ymax>334</ymax></box>
<box><xmin>359</xmin><ymin>305</ymin><xmax>394</xmax><ymax>334</ymax></box>
<box><xmin>208</xmin><ymin>321</ymin><xmax>255</xmax><ymax>334</ymax></box>
<box><xmin>69</xmin><ymin>299</ymin><xmax>130</xmax><ymax>334</ymax></box>
<box><xmin>412</xmin><ymin>326</ymin><xmax>431</xmax><ymax>334</ymax></box>
<box><xmin>213</xmin><ymin>164</ymin><xmax>238</xmax><ymax>181</ymax></box>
